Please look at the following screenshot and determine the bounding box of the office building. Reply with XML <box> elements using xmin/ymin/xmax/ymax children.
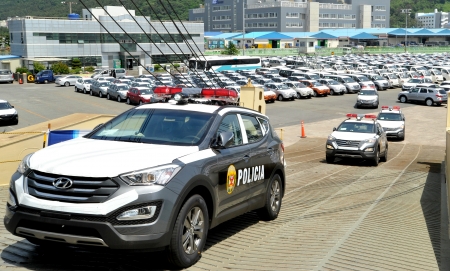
<box><xmin>416</xmin><ymin>9</ymin><xmax>449</xmax><ymax>29</ymax></box>
<box><xmin>189</xmin><ymin>0</ymin><xmax>390</xmax><ymax>33</ymax></box>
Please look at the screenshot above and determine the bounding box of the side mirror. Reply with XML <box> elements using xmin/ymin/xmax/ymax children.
<box><xmin>333</xmin><ymin>127</ymin><xmax>337</xmax><ymax>131</ymax></box>
<box><xmin>11</xmin><ymin>106</ymin><xmax>14</xmax><ymax>108</ymax></box>
<box><xmin>212</xmin><ymin>131</ymin><xmax>234</xmax><ymax>149</ymax></box>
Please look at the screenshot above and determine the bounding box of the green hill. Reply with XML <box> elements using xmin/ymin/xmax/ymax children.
<box><xmin>0</xmin><ymin>0</ymin><xmax>203</xmax><ymax>21</ymax></box>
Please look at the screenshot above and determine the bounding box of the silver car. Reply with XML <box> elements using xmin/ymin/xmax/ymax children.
<box><xmin>398</xmin><ymin>86</ymin><xmax>448</xmax><ymax>106</ymax></box>
<box><xmin>264</xmin><ymin>82</ymin><xmax>297</xmax><ymax>101</ymax></box>
<box><xmin>0</xmin><ymin>69</ymin><xmax>13</xmax><ymax>84</ymax></box>
<box><xmin>90</xmin><ymin>80</ymin><xmax>111</xmax><ymax>97</ymax></box>
<box><xmin>56</xmin><ymin>75</ymin><xmax>83</xmax><ymax>87</ymax></box>
<box><xmin>356</xmin><ymin>89</ymin><xmax>379</xmax><ymax>109</ymax></box>
<box><xmin>318</xmin><ymin>79</ymin><xmax>346</xmax><ymax>95</ymax></box>
<box><xmin>284</xmin><ymin>82</ymin><xmax>314</xmax><ymax>99</ymax></box>
<box><xmin>106</xmin><ymin>83</ymin><xmax>130</xmax><ymax>102</ymax></box>
<box><xmin>75</xmin><ymin>78</ymin><xmax>95</xmax><ymax>94</ymax></box>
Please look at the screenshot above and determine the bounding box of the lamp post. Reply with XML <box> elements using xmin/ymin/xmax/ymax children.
<box><xmin>61</xmin><ymin>1</ymin><xmax>77</xmax><ymax>14</ymax></box>
<box><xmin>401</xmin><ymin>9</ymin><xmax>411</xmax><ymax>53</ymax></box>
<box><xmin>238</xmin><ymin>0</ymin><xmax>246</xmax><ymax>55</ymax></box>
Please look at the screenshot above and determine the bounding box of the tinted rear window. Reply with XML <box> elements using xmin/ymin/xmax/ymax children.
<box><xmin>0</xmin><ymin>70</ymin><xmax>11</xmax><ymax>75</ymax></box>
<box><xmin>439</xmin><ymin>89</ymin><xmax>447</xmax><ymax>95</ymax></box>
<box><xmin>115</xmin><ymin>69</ymin><xmax>126</xmax><ymax>73</ymax></box>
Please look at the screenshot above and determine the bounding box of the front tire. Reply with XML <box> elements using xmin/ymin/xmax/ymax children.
<box><xmin>277</xmin><ymin>95</ymin><xmax>284</xmax><ymax>101</ymax></box>
<box><xmin>83</xmin><ymin>88</ymin><xmax>87</xmax><ymax>94</ymax></box>
<box><xmin>107</xmin><ymin>93</ymin><xmax>111</xmax><ymax>100</ymax></box>
<box><xmin>296</xmin><ymin>93</ymin><xmax>301</xmax><ymax>99</ymax></box>
<box><xmin>127</xmin><ymin>98</ymin><xmax>131</xmax><ymax>105</ymax></box>
<box><xmin>380</xmin><ymin>146</ymin><xmax>388</xmax><ymax>162</ymax></box>
<box><xmin>372</xmin><ymin>148</ymin><xmax>380</xmax><ymax>166</ymax></box>
<box><xmin>99</xmin><ymin>92</ymin><xmax>103</xmax><ymax>98</ymax></box>
<box><xmin>167</xmin><ymin>195</ymin><xmax>208</xmax><ymax>268</ymax></box>
<box><xmin>117</xmin><ymin>96</ymin><xmax>122</xmax><ymax>102</ymax></box>
<box><xmin>330</xmin><ymin>90</ymin><xmax>334</xmax><ymax>95</ymax></box>
<box><xmin>64</xmin><ymin>82</ymin><xmax>70</xmax><ymax>87</ymax></box>
<box><xmin>257</xmin><ymin>174</ymin><xmax>282</xmax><ymax>221</ymax></box>
<box><xmin>399</xmin><ymin>96</ymin><xmax>407</xmax><ymax>103</ymax></box>
<box><xmin>326</xmin><ymin>155</ymin><xmax>334</xmax><ymax>164</ymax></box>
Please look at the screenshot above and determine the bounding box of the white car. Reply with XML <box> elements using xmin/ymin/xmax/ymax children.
<box><xmin>377</xmin><ymin>106</ymin><xmax>405</xmax><ymax>140</ymax></box>
<box><xmin>356</xmin><ymin>89</ymin><xmax>379</xmax><ymax>109</ymax></box>
<box><xmin>264</xmin><ymin>82</ymin><xmax>297</xmax><ymax>101</ymax></box>
<box><xmin>75</xmin><ymin>78</ymin><xmax>95</xmax><ymax>94</ymax></box>
<box><xmin>284</xmin><ymin>82</ymin><xmax>314</xmax><ymax>99</ymax></box>
<box><xmin>55</xmin><ymin>75</ymin><xmax>83</xmax><ymax>87</ymax></box>
<box><xmin>0</xmin><ymin>99</ymin><xmax>18</xmax><ymax>125</ymax></box>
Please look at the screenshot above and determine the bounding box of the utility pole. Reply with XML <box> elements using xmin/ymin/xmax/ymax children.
<box><xmin>401</xmin><ymin>9</ymin><xmax>411</xmax><ymax>53</ymax></box>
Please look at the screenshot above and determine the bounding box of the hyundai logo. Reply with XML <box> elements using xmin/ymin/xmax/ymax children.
<box><xmin>53</xmin><ymin>178</ymin><xmax>73</xmax><ymax>189</ymax></box>
<box><xmin>346</xmin><ymin>141</ymin><xmax>351</xmax><ymax>145</ymax></box>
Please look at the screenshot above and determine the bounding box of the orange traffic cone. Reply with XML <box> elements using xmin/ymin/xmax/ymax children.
<box><xmin>301</xmin><ymin>121</ymin><xmax>307</xmax><ymax>138</ymax></box>
<box><xmin>19</xmin><ymin>77</ymin><xmax>23</xmax><ymax>84</ymax></box>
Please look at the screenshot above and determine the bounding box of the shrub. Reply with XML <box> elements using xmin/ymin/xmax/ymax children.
<box><xmin>52</xmin><ymin>62</ymin><xmax>70</xmax><ymax>74</ymax></box>
<box><xmin>15</xmin><ymin>67</ymin><xmax>28</xmax><ymax>74</ymax></box>
<box><xmin>85</xmin><ymin>66</ymin><xmax>95</xmax><ymax>73</ymax></box>
<box><xmin>71</xmin><ymin>68</ymin><xmax>82</xmax><ymax>74</ymax></box>
<box><xmin>154</xmin><ymin>64</ymin><xmax>162</xmax><ymax>71</ymax></box>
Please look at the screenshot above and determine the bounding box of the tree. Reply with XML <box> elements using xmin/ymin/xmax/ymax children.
<box><xmin>33</xmin><ymin>62</ymin><xmax>46</xmax><ymax>73</ymax></box>
<box><xmin>71</xmin><ymin>58</ymin><xmax>82</xmax><ymax>69</ymax></box>
<box><xmin>52</xmin><ymin>62</ymin><xmax>70</xmax><ymax>75</ymax></box>
<box><xmin>221</xmin><ymin>42</ymin><xmax>239</xmax><ymax>55</ymax></box>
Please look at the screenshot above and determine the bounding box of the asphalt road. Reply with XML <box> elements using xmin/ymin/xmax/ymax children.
<box><xmin>0</xmin><ymin>82</ymin><xmax>416</xmax><ymax>131</ymax></box>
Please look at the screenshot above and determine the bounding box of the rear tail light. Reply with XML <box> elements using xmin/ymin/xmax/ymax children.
<box><xmin>436</xmin><ymin>94</ymin><xmax>443</xmax><ymax>98</ymax></box>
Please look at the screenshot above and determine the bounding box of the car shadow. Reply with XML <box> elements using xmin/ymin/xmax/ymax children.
<box><xmin>0</xmin><ymin>212</ymin><xmax>261</xmax><ymax>270</ymax></box>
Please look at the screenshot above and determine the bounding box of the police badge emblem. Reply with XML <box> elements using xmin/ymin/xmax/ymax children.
<box><xmin>226</xmin><ymin>165</ymin><xmax>237</xmax><ymax>194</ymax></box>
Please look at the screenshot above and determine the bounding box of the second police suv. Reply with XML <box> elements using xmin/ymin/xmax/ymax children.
<box><xmin>4</xmin><ymin>92</ymin><xmax>286</xmax><ymax>268</ymax></box>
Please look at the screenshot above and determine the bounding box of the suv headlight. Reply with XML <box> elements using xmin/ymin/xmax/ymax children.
<box><xmin>327</xmin><ymin>135</ymin><xmax>336</xmax><ymax>141</ymax></box>
<box><xmin>363</xmin><ymin>138</ymin><xmax>376</xmax><ymax>143</ymax></box>
<box><xmin>120</xmin><ymin>164</ymin><xmax>181</xmax><ymax>186</ymax></box>
<box><xmin>17</xmin><ymin>153</ymin><xmax>33</xmax><ymax>174</ymax></box>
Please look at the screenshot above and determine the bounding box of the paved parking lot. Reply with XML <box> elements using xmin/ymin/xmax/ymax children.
<box><xmin>0</xmin><ymin>82</ymin><xmax>448</xmax><ymax>270</ymax></box>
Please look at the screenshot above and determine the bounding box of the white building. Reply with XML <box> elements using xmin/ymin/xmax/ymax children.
<box><xmin>416</xmin><ymin>9</ymin><xmax>449</xmax><ymax>28</ymax></box>
<box><xmin>8</xmin><ymin>6</ymin><xmax>204</xmax><ymax>71</ymax></box>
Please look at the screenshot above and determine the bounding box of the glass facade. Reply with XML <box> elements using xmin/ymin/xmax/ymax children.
<box><xmin>33</xmin><ymin>33</ymin><xmax>201</xmax><ymax>44</ymax></box>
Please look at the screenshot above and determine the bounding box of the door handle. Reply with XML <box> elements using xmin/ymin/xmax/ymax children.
<box><xmin>243</xmin><ymin>155</ymin><xmax>250</xmax><ymax>163</ymax></box>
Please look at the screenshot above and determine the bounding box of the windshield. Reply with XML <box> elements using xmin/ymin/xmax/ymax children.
<box><xmin>422</xmin><ymin>70</ymin><xmax>431</xmax><ymax>76</ymax></box>
<box><xmin>118</xmin><ymin>86</ymin><xmax>129</xmax><ymax>90</ymax></box>
<box><xmin>337</xmin><ymin>122</ymin><xmax>375</xmax><ymax>133</ymax></box>
<box><xmin>342</xmin><ymin>77</ymin><xmax>355</xmax><ymax>83</ymax></box>
<box><xmin>99</xmin><ymin>82</ymin><xmax>110</xmax><ymax>87</ymax></box>
<box><xmin>424</xmin><ymin>78</ymin><xmax>432</xmax><ymax>83</ymax></box>
<box><xmin>277</xmin><ymin>85</ymin><xmax>290</xmax><ymax>90</ymax></box>
<box><xmin>309</xmin><ymin>74</ymin><xmax>320</xmax><ymax>80</ymax></box>
<box><xmin>311</xmin><ymin>81</ymin><xmax>323</xmax><ymax>87</ymax></box>
<box><xmin>84</xmin><ymin>79</ymin><xmax>94</xmax><ymax>84</ymax></box>
<box><xmin>432</xmin><ymin>70</ymin><xmax>442</xmax><ymax>75</ymax></box>
<box><xmin>408</xmin><ymin>79</ymin><xmax>421</xmax><ymax>83</ymax></box>
<box><xmin>328</xmin><ymin>80</ymin><xmax>339</xmax><ymax>85</ymax></box>
<box><xmin>377</xmin><ymin>113</ymin><xmax>403</xmax><ymax>121</ymax></box>
<box><xmin>388</xmin><ymin>74</ymin><xmax>399</xmax><ymax>79</ymax></box>
<box><xmin>88</xmin><ymin>109</ymin><xmax>213</xmax><ymax>145</ymax></box>
<box><xmin>0</xmin><ymin>102</ymin><xmax>12</xmax><ymax>110</ymax></box>
<box><xmin>372</xmin><ymin>75</ymin><xmax>383</xmax><ymax>80</ymax></box>
<box><xmin>359</xmin><ymin>90</ymin><xmax>377</xmax><ymax>95</ymax></box>
<box><xmin>358</xmin><ymin>76</ymin><xmax>370</xmax><ymax>81</ymax></box>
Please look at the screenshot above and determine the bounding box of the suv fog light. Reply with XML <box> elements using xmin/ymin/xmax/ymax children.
<box><xmin>116</xmin><ymin>206</ymin><xmax>157</xmax><ymax>221</ymax></box>
<box><xmin>7</xmin><ymin>191</ymin><xmax>17</xmax><ymax>208</ymax></box>
<box><xmin>326</xmin><ymin>144</ymin><xmax>334</xmax><ymax>149</ymax></box>
<box><xmin>365</xmin><ymin>147</ymin><xmax>374</xmax><ymax>152</ymax></box>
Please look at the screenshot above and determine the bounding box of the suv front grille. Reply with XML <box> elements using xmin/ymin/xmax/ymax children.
<box><xmin>17</xmin><ymin>201</ymin><xmax>163</xmax><ymax>226</ymax></box>
<box><xmin>26</xmin><ymin>171</ymin><xmax>119</xmax><ymax>203</ymax></box>
<box><xmin>336</xmin><ymin>139</ymin><xmax>360</xmax><ymax>147</ymax></box>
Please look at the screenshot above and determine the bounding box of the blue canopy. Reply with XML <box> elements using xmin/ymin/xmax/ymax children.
<box><xmin>311</xmin><ymin>32</ymin><xmax>338</xmax><ymax>39</ymax></box>
<box><xmin>350</xmin><ymin>32</ymin><xmax>379</xmax><ymax>40</ymax></box>
<box><xmin>388</xmin><ymin>28</ymin><xmax>413</xmax><ymax>35</ymax></box>
<box><xmin>204</xmin><ymin>32</ymin><xmax>223</xmax><ymax>37</ymax></box>
<box><xmin>255</xmin><ymin>32</ymin><xmax>294</xmax><ymax>40</ymax></box>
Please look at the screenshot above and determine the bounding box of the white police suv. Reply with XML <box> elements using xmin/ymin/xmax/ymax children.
<box><xmin>4</xmin><ymin>95</ymin><xmax>285</xmax><ymax>268</ymax></box>
<box><xmin>326</xmin><ymin>114</ymin><xmax>388</xmax><ymax>166</ymax></box>
<box><xmin>376</xmin><ymin>106</ymin><xmax>405</xmax><ymax>140</ymax></box>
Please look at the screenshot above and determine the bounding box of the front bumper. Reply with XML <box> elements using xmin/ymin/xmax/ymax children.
<box><xmin>0</xmin><ymin>114</ymin><xmax>18</xmax><ymax>123</ymax></box>
<box><xmin>357</xmin><ymin>100</ymin><xmax>378</xmax><ymax>107</ymax></box>
<box><xmin>326</xmin><ymin>141</ymin><xmax>377</xmax><ymax>159</ymax></box>
<box><xmin>383</xmin><ymin>128</ymin><xmax>405</xmax><ymax>138</ymax></box>
<box><xmin>4</xmin><ymin>180</ymin><xmax>178</xmax><ymax>250</ymax></box>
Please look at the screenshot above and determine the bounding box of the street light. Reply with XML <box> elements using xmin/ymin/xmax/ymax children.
<box><xmin>401</xmin><ymin>9</ymin><xmax>412</xmax><ymax>53</ymax></box>
<box><xmin>61</xmin><ymin>1</ymin><xmax>77</xmax><ymax>14</ymax></box>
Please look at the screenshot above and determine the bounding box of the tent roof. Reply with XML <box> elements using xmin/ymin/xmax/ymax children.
<box><xmin>207</xmin><ymin>33</ymin><xmax>242</xmax><ymax>40</ymax></box>
<box><xmin>350</xmin><ymin>32</ymin><xmax>379</xmax><ymax>39</ymax></box>
<box><xmin>311</xmin><ymin>32</ymin><xmax>338</xmax><ymax>39</ymax></box>
<box><xmin>204</xmin><ymin>31</ymin><xmax>223</xmax><ymax>37</ymax></box>
<box><xmin>0</xmin><ymin>55</ymin><xmax>21</xmax><ymax>60</ymax></box>
<box><xmin>255</xmin><ymin>32</ymin><xmax>294</xmax><ymax>40</ymax></box>
<box><xmin>388</xmin><ymin>28</ymin><xmax>413</xmax><ymax>35</ymax></box>
<box><xmin>232</xmin><ymin>32</ymin><xmax>273</xmax><ymax>39</ymax></box>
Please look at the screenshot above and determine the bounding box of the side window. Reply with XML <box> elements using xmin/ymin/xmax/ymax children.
<box><xmin>419</xmin><ymin>89</ymin><xmax>427</xmax><ymax>93</ymax></box>
<box><xmin>241</xmin><ymin>115</ymin><xmax>264</xmax><ymax>143</ymax></box>
<box><xmin>257</xmin><ymin>117</ymin><xmax>270</xmax><ymax>135</ymax></box>
<box><xmin>217</xmin><ymin>114</ymin><xmax>243</xmax><ymax>147</ymax></box>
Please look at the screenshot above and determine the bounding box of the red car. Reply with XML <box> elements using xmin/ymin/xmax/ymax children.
<box><xmin>126</xmin><ymin>87</ymin><xmax>154</xmax><ymax>105</ymax></box>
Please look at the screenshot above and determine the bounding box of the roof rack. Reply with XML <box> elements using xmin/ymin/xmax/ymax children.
<box><xmin>381</xmin><ymin>105</ymin><xmax>400</xmax><ymax>111</ymax></box>
<box><xmin>153</xmin><ymin>86</ymin><xmax>239</xmax><ymax>105</ymax></box>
